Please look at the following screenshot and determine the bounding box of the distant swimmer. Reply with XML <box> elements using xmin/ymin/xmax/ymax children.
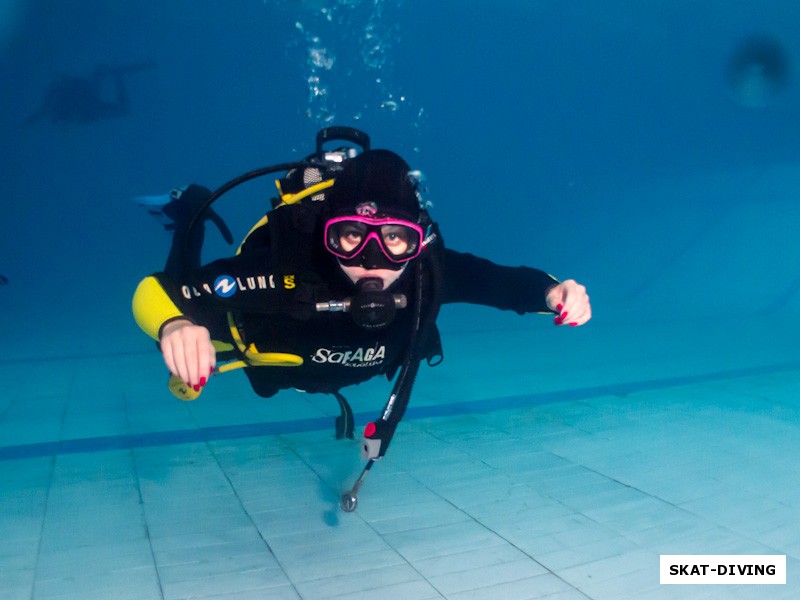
<box><xmin>26</xmin><ymin>61</ymin><xmax>156</xmax><ymax>124</ymax></box>
<box><xmin>727</xmin><ymin>36</ymin><xmax>790</xmax><ymax>108</ymax></box>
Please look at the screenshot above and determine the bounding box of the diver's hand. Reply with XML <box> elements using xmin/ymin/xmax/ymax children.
<box><xmin>546</xmin><ymin>279</ymin><xmax>591</xmax><ymax>327</ymax></box>
<box><xmin>160</xmin><ymin>319</ymin><xmax>216</xmax><ymax>390</ymax></box>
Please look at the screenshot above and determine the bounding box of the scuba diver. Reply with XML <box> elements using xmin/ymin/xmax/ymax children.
<box><xmin>25</xmin><ymin>61</ymin><xmax>156</xmax><ymax>124</ymax></box>
<box><xmin>132</xmin><ymin>127</ymin><xmax>591</xmax><ymax>510</ymax></box>
<box><xmin>726</xmin><ymin>36</ymin><xmax>790</xmax><ymax>108</ymax></box>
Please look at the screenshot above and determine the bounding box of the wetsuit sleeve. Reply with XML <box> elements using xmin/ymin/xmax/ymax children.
<box><xmin>132</xmin><ymin>275</ymin><xmax>188</xmax><ymax>340</ymax></box>
<box><xmin>131</xmin><ymin>252</ymin><xmax>257</xmax><ymax>342</ymax></box>
<box><xmin>132</xmin><ymin>242</ymin><xmax>320</xmax><ymax>342</ymax></box>
<box><xmin>441</xmin><ymin>248</ymin><xmax>559</xmax><ymax>314</ymax></box>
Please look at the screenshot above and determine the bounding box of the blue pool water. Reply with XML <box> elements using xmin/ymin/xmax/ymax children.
<box><xmin>2</xmin><ymin>1</ymin><xmax>800</xmax><ymax>598</ymax></box>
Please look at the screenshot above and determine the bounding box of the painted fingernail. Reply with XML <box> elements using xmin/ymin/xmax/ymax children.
<box><xmin>193</xmin><ymin>384</ymin><xmax>200</xmax><ymax>392</ymax></box>
<box><xmin>569</xmin><ymin>322</ymin><xmax>578</xmax><ymax>327</ymax></box>
<box><xmin>209</xmin><ymin>366</ymin><xmax>214</xmax><ymax>375</ymax></box>
<box><xmin>199</xmin><ymin>377</ymin><xmax>207</xmax><ymax>387</ymax></box>
<box><xmin>554</xmin><ymin>317</ymin><xmax>563</xmax><ymax>325</ymax></box>
<box><xmin>560</xmin><ymin>312</ymin><xmax>568</xmax><ymax>320</ymax></box>
<box><xmin>556</xmin><ymin>304</ymin><xmax>563</xmax><ymax>312</ymax></box>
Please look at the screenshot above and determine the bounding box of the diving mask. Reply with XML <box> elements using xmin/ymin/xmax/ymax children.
<box><xmin>324</xmin><ymin>215</ymin><xmax>423</xmax><ymax>265</ymax></box>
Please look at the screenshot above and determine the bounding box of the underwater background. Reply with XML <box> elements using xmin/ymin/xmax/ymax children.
<box><xmin>3</xmin><ymin>2</ymin><xmax>800</xmax><ymax>599</ymax></box>
<box><xmin>3</xmin><ymin>0</ymin><xmax>800</xmax><ymax>362</ymax></box>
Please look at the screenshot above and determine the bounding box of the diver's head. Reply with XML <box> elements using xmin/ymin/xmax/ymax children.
<box><xmin>325</xmin><ymin>149</ymin><xmax>426</xmax><ymax>289</ymax></box>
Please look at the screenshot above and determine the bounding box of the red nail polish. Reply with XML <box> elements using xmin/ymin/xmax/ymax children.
<box><xmin>554</xmin><ymin>317</ymin><xmax>563</xmax><ymax>325</ymax></box>
<box><xmin>569</xmin><ymin>322</ymin><xmax>578</xmax><ymax>327</ymax></box>
<box><xmin>193</xmin><ymin>384</ymin><xmax>200</xmax><ymax>392</ymax></box>
<box><xmin>209</xmin><ymin>366</ymin><xmax>214</xmax><ymax>375</ymax></box>
<box><xmin>556</xmin><ymin>304</ymin><xmax>563</xmax><ymax>312</ymax></box>
<box><xmin>199</xmin><ymin>377</ymin><xmax>207</xmax><ymax>387</ymax></box>
<box><xmin>560</xmin><ymin>312</ymin><xmax>568</xmax><ymax>320</ymax></box>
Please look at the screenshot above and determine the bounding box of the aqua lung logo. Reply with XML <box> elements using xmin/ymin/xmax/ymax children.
<box><xmin>311</xmin><ymin>345</ymin><xmax>386</xmax><ymax>367</ymax></box>
<box><xmin>214</xmin><ymin>275</ymin><xmax>237</xmax><ymax>297</ymax></box>
<box><xmin>181</xmin><ymin>273</ymin><xmax>296</xmax><ymax>300</ymax></box>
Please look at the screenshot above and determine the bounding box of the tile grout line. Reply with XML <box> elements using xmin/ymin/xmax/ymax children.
<box><xmin>123</xmin><ymin>380</ymin><xmax>167</xmax><ymax>600</ymax></box>
<box><xmin>28</xmin><ymin>454</ymin><xmax>57</xmax><ymax>600</ymax></box>
<box><xmin>397</xmin><ymin>464</ymin><xmax>595</xmax><ymax>600</ymax></box>
<box><xmin>545</xmin><ymin>450</ymin><xmax>800</xmax><ymax>566</ymax></box>
<box><xmin>129</xmin><ymin>446</ymin><xmax>167</xmax><ymax>600</ymax></box>
<box><xmin>204</xmin><ymin>437</ymin><xmax>306</xmax><ymax>599</ymax></box>
<box><xmin>280</xmin><ymin>443</ymin><xmax>448</xmax><ymax>599</ymax></box>
<box><xmin>5</xmin><ymin>361</ymin><xmax>800</xmax><ymax>463</ymax></box>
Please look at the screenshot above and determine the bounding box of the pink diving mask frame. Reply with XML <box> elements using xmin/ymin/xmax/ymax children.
<box><xmin>324</xmin><ymin>214</ymin><xmax>425</xmax><ymax>264</ymax></box>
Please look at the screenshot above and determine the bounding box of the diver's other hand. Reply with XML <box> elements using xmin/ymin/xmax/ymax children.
<box><xmin>546</xmin><ymin>280</ymin><xmax>591</xmax><ymax>327</ymax></box>
<box><xmin>160</xmin><ymin>319</ymin><xmax>216</xmax><ymax>390</ymax></box>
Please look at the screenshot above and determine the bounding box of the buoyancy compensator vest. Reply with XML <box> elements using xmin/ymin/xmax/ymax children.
<box><xmin>178</xmin><ymin>128</ymin><xmax>444</xmax><ymax>505</ymax></box>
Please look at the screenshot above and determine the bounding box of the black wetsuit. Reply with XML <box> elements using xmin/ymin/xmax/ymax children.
<box><xmin>143</xmin><ymin>232</ymin><xmax>559</xmax><ymax>397</ymax></box>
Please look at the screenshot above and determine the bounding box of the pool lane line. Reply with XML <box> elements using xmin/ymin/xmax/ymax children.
<box><xmin>2</xmin><ymin>360</ymin><xmax>799</xmax><ymax>461</ymax></box>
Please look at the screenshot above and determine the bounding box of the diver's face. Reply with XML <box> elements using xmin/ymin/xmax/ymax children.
<box><xmin>336</xmin><ymin>222</ymin><xmax>414</xmax><ymax>257</ymax></box>
<box><xmin>324</xmin><ymin>207</ymin><xmax>422</xmax><ymax>289</ymax></box>
<box><xmin>339</xmin><ymin>263</ymin><xmax>406</xmax><ymax>289</ymax></box>
<box><xmin>330</xmin><ymin>221</ymin><xmax>411</xmax><ymax>289</ymax></box>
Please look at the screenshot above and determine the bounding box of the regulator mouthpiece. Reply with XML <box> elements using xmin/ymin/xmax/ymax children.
<box><xmin>350</xmin><ymin>278</ymin><xmax>398</xmax><ymax>329</ymax></box>
<box><xmin>315</xmin><ymin>277</ymin><xmax>407</xmax><ymax>329</ymax></box>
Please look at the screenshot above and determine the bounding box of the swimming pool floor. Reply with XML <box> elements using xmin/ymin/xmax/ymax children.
<box><xmin>1</xmin><ymin>316</ymin><xmax>798</xmax><ymax>599</ymax></box>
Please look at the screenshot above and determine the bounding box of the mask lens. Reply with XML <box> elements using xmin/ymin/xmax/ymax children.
<box><xmin>337</xmin><ymin>222</ymin><xmax>368</xmax><ymax>254</ymax></box>
<box><xmin>380</xmin><ymin>224</ymin><xmax>416</xmax><ymax>257</ymax></box>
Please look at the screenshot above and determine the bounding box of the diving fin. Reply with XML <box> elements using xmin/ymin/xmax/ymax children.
<box><xmin>134</xmin><ymin>186</ymin><xmax>233</xmax><ymax>244</ymax></box>
<box><xmin>134</xmin><ymin>193</ymin><xmax>177</xmax><ymax>229</ymax></box>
